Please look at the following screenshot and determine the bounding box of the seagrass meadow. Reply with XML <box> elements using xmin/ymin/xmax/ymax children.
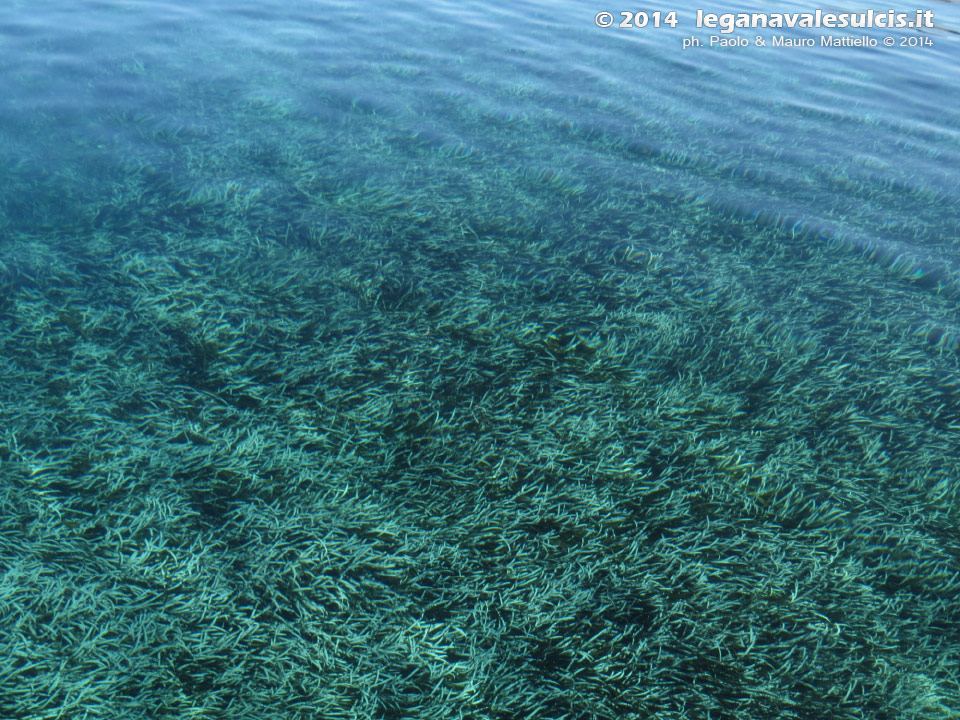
<box><xmin>2</xmin><ymin>0</ymin><xmax>960</xmax><ymax>718</ymax></box>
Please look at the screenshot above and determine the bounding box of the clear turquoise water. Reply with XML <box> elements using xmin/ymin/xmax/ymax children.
<box><xmin>2</xmin><ymin>1</ymin><xmax>960</xmax><ymax>718</ymax></box>
<box><xmin>4</xmin><ymin>0</ymin><xmax>960</xmax><ymax>335</ymax></box>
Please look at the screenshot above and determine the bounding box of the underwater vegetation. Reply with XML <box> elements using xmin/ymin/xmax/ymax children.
<box><xmin>1</xmin><ymin>13</ymin><xmax>960</xmax><ymax>720</ymax></box>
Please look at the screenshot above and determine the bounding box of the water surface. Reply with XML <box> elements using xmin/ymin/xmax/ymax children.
<box><xmin>1</xmin><ymin>1</ymin><xmax>959</xmax><ymax>719</ymax></box>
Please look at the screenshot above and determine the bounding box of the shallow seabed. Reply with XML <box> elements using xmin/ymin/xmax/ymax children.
<box><xmin>1</xmin><ymin>0</ymin><xmax>960</xmax><ymax>718</ymax></box>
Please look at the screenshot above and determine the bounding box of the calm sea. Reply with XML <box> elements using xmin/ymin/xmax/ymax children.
<box><xmin>2</xmin><ymin>1</ymin><xmax>960</xmax><ymax>718</ymax></box>
<box><xmin>3</xmin><ymin>0</ymin><xmax>959</xmax><ymax>265</ymax></box>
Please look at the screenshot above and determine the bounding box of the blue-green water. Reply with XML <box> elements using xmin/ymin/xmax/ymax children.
<box><xmin>2</xmin><ymin>1</ymin><xmax>960</xmax><ymax>718</ymax></box>
<box><xmin>4</xmin><ymin>0</ymin><xmax>960</xmax><ymax>340</ymax></box>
